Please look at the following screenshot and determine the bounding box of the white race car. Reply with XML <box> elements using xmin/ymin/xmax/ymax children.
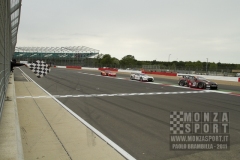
<box><xmin>130</xmin><ymin>73</ymin><xmax>154</xmax><ymax>82</ymax></box>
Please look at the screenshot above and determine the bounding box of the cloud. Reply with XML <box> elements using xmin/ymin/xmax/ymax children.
<box><xmin>17</xmin><ymin>0</ymin><xmax>240</xmax><ymax>63</ymax></box>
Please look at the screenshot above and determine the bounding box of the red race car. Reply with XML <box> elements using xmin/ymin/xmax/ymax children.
<box><xmin>100</xmin><ymin>70</ymin><xmax>116</xmax><ymax>76</ymax></box>
<box><xmin>178</xmin><ymin>75</ymin><xmax>218</xmax><ymax>89</ymax></box>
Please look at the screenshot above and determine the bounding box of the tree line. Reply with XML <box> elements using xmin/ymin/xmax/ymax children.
<box><xmin>93</xmin><ymin>54</ymin><xmax>240</xmax><ymax>70</ymax></box>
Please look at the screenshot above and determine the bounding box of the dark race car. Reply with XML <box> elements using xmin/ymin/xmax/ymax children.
<box><xmin>178</xmin><ymin>75</ymin><xmax>218</xmax><ymax>89</ymax></box>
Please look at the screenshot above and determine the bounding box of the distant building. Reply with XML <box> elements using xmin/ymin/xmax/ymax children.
<box><xmin>14</xmin><ymin>46</ymin><xmax>99</xmax><ymax>65</ymax></box>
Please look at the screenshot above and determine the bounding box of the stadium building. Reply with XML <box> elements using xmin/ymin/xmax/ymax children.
<box><xmin>13</xmin><ymin>46</ymin><xmax>99</xmax><ymax>66</ymax></box>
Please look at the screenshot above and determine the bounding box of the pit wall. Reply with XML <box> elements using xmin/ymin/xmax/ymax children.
<box><xmin>53</xmin><ymin>66</ymin><xmax>240</xmax><ymax>82</ymax></box>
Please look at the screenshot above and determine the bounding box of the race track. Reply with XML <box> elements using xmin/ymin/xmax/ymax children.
<box><xmin>15</xmin><ymin>67</ymin><xmax>240</xmax><ymax>160</ymax></box>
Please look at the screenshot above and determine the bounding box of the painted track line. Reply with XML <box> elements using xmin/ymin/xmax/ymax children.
<box><xmin>16</xmin><ymin>91</ymin><xmax>209</xmax><ymax>99</ymax></box>
<box><xmin>18</xmin><ymin>68</ymin><xmax>136</xmax><ymax>160</ymax></box>
<box><xmin>18</xmin><ymin>67</ymin><xmax>32</xmax><ymax>82</ymax></box>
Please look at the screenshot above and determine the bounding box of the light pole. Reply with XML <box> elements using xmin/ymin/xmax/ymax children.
<box><xmin>168</xmin><ymin>54</ymin><xmax>171</xmax><ymax>62</ymax></box>
<box><xmin>206</xmin><ymin>58</ymin><xmax>208</xmax><ymax>75</ymax></box>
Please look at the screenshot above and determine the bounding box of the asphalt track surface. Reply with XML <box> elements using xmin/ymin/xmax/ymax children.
<box><xmin>80</xmin><ymin>69</ymin><xmax>240</xmax><ymax>93</ymax></box>
<box><xmin>15</xmin><ymin>67</ymin><xmax>240</xmax><ymax>160</ymax></box>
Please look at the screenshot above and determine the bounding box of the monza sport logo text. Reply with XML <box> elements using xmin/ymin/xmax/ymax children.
<box><xmin>169</xmin><ymin>111</ymin><xmax>230</xmax><ymax>150</ymax></box>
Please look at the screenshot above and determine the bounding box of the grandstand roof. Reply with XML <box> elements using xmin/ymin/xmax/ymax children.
<box><xmin>15</xmin><ymin>46</ymin><xmax>99</xmax><ymax>53</ymax></box>
<box><xmin>11</xmin><ymin>0</ymin><xmax>22</xmax><ymax>47</ymax></box>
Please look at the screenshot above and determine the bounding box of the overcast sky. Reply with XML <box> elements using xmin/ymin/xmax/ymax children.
<box><xmin>17</xmin><ymin>0</ymin><xmax>240</xmax><ymax>64</ymax></box>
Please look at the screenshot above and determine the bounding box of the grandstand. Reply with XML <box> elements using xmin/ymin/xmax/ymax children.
<box><xmin>13</xmin><ymin>46</ymin><xmax>99</xmax><ymax>65</ymax></box>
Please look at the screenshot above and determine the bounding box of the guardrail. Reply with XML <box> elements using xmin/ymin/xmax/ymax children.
<box><xmin>142</xmin><ymin>71</ymin><xmax>177</xmax><ymax>76</ymax></box>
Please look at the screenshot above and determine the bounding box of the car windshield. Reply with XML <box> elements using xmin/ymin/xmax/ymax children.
<box><xmin>139</xmin><ymin>74</ymin><xmax>146</xmax><ymax>76</ymax></box>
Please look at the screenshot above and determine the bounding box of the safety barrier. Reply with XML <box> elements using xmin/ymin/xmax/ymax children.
<box><xmin>142</xmin><ymin>71</ymin><xmax>177</xmax><ymax>76</ymax></box>
<box><xmin>82</xmin><ymin>67</ymin><xmax>98</xmax><ymax>70</ymax></box>
<box><xmin>118</xmin><ymin>69</ymin><xmax>141</xmax><ymax>73</ymax></box>
<box><xmin>66</xmin><ymin>66</ymin><xmax>81</xmax><ymax>69</ymax></box>
<box><xmin>54</xmin><ymin>66</ymin><xmax>66</xmax><ymax>68</ymax></box>
<box><xmin>98</xmin><ymin>68</ymin><xmax>118</xmax><ymax>71</ymax></box>
<box><xmin>54</xmin><ymin>65</ymin><xmax>81</xmax><ymax>69</ymax></box>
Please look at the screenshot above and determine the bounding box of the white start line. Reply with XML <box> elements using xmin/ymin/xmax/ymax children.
<box><xmin>16</xmin><ymin>90</ymin><xmax>211</xmax><ymax>99</ymax></box>
<box><xmin>55</xmin><ymin>90</ymin><xmax>209</xmax><ymax>97</ymax></box>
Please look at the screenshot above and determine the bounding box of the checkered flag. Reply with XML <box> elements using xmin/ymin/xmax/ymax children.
<box><xmin>170</xmin><ymin>111</ymin><xmax>184</xmax><ymax>134</ymax></box>
<box><xmin>28</xmin><ymin>60</ymin><xmax>51</xmax><ymax>78</ymax></box>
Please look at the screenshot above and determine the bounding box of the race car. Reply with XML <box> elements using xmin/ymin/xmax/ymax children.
<box><xmin>178</xmin><ymin>75</ymin><xmax>218</xmax><ymax>89</ymax></box>
<box><xmin>130</xmin><ymin>73</ymin><xmax>154</xmax><ymax>82</ymax></box>
<box><xmin>100</xmin><ymin>70</ymin><xmax>116</xmax><ymax>76</ymax></box>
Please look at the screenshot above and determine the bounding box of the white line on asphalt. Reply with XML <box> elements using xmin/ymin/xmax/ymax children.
<box><xmin>17</xmin><ymin>96</ymin><xmax>52</xmax><ymax>98</ymax></box>
<box><xmin>21</xmin><ymin>73</ymin><xmax>30</xmax><ymax>82</ymax></box>
<box><xmin>60</xmin><ymin>95</ymin><xmax>68</xmax><ymax>98</ymax></box>
<box><xmin>51</xmin><ymin>91</ymin><xmax>209</xmax><ymax>98</ymax></box>
<box><xmin>16</xmin><ymin>91</ymin><xmax>210</xmax><ymax>99</ymax></box>
<box><xmin>72</xmin><ymin>95</ymin><xmax>81</xmax><ymax>97</ymax></box>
